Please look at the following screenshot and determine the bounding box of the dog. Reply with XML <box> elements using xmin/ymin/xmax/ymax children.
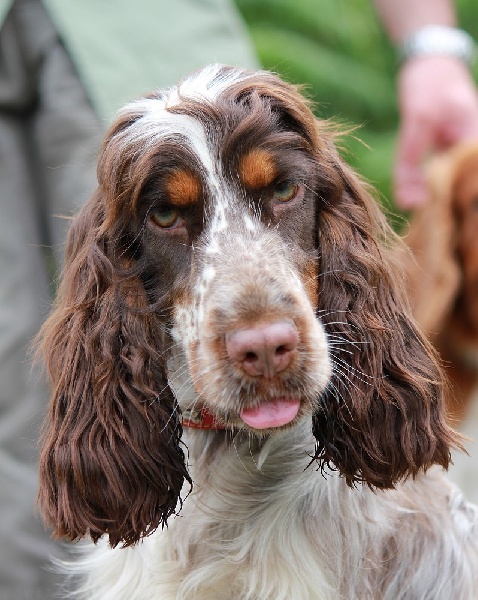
<box><xmin>403</xmin><ymin>141</ymin><xmax>478</xmax><ymax>506</ymax></box>
<box><xmin>37</xmin><ymin>65</ymin><xmax>478</xmax><ymax>599</ymax></box>
<box><xmin>404</xmin><ymin>141</ymin><xmax>478</xmax><ymax>424</ymax></box>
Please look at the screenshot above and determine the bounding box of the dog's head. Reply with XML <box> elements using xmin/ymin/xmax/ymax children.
<box><xmin>37</xmin><ymin>65</ymin><xmax>457</xmax><ymax>548</ymax></box>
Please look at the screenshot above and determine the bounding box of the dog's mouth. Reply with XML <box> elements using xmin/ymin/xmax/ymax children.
<box><xmin>240</xmin><ymin>398</ymin><xmax>301</xmax><ymax>429</ymax></box>
<box><xmin>180</xmin><ymin>398</ymin><xmax>304</xmax><ymax>431</ymax></box>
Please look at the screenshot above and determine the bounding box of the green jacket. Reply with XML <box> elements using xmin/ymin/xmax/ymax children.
<box><xmin>0</xmin><ymin>0</ymin><xmax>257</xmax><ymax>122</ymax></box>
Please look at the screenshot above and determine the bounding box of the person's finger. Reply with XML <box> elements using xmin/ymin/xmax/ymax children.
<box><xmin>394</xmin><ymin>116</ymin><xmax>433</xmax><ymax>209</ymax></box>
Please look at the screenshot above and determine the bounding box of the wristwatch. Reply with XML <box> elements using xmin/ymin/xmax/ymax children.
<box><xmin>399</xmin><ymin>25</ymin><xmax>476</xmax><ymax>66</ymax></box>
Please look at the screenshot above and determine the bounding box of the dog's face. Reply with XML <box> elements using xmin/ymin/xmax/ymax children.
<box><xmin>452</xmin><ymin>149</ymin><xmax>478</xmax><ymax>333</ymax></box>
<box><xmin>38</xmin><ymin>65</ymin><xmax>457</xmax><ymax>547</ymax></box>
<box><xmin>123</xmin><ymin>72</ymin><xmax>333</xmax><ymax>431</ymax></box>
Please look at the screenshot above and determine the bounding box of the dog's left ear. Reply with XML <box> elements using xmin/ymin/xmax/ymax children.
<box><xmin>312</xmin><ymin>150</ymin><xmax>460</xmax><ymax>489</ymax></box>
<box><xmin>36</xmin><ymin>110</ymin><xmax>192</xmax><ymax>548</ymax></box>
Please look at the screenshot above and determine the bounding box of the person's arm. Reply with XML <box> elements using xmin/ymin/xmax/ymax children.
<box><xmin>372</xmin><ymin>0</ymin><xmax>478</xmax><ymax>209</ymax></box>
<box><xmin>373</xmin><ymin>0</ymin><xmax>456</xmax><ymax>42</ymax></box>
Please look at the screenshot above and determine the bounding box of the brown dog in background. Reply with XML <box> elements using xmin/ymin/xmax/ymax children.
<box><xmin>404</xmin><ymin>141</ymin><xmax>478</xmax><ymax>425</ymax></box>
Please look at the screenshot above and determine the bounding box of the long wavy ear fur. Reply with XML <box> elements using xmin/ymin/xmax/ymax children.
<box><xmin>312</xmin><ymin>148</ymin><xmax>459</xmax><ymax>489</ymax></box>
<box><xmin>37</xmin><ymin>189</ymin><xmax>190</xmax><ymax>548</ymax></box>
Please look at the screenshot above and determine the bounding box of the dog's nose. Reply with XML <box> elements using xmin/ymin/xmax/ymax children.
<box><xmin>226</xmin><ymin>321</ymin><xmax>299</xmax><ymax>378</ymax></box>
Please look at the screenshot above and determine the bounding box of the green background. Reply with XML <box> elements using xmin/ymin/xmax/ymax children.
<box><xmin>235</xmin><ymin>0</ymin><xmax>478</xmax><ymax>223</ymax></box>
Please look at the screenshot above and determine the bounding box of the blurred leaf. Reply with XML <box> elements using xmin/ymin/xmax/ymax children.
<box><xmin>248</xmin><ymin>25</ymin><xmax>397</xmax><ymax>126</ymax></box>
<box><xmin>235</xmin><ymin>0</ymin><xmax>478</xmax><ymax>220</ymax></box>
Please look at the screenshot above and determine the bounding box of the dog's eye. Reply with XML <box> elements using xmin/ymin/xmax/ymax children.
<box><xmin>150</xmin><ymin>207</ymin><xmax>180</xmax><ymax>229</ymax></box>
<box><xmin>273</xmin><ymin>181</ymin><xmax>299</xmax><ymax>203</ymax></box>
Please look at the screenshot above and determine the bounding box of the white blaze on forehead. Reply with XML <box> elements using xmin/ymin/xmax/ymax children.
<box><xmin>118</xmin><ymin>103</ymin><xmax>217</xmax><ymax>181</ymax></box>
<box><xmin>167</xmin><ymin>64</ymin><xmax>254</xmax><ymax>107</ymax></box>
<box><xmin>114</xmin><ymin>63</ymin><xmax>266</xmax><ymax>196</ymax></box>
<box><xmin>115</xmin><ymin>63</ymin><xmax>258</xmax><ymax>216</ymax></box>
<box><xmin>118</xmin><ymin>64</ymin><xmax>254</xmax><ymax>120</ymax></box>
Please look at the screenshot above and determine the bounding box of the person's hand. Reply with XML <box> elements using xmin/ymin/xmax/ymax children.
<box><xmin>395</xmin><ymin>56</ymin><xmax>478</xmax><ymax>209</ymax></box>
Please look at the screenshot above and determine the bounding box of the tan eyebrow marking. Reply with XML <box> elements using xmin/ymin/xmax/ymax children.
<box><xmin>238</xmin><ymin>149</ymin><xmax>277</xmax><ymax>190</ymax></box>
<box><xmin>165</xmin><ymin>170</ymin><xmax>202</xmax><ymax>206</ymax></box>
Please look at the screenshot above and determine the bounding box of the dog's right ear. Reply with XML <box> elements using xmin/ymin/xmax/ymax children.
<box><xmin>311</xmin><ymin>150</ymin><xmax>459</xmax><ymax>490</ymax></box>
<box><xmin>37</xmin><ymin>189</ymin><xmax>190</xmax><ymax>548</ymax></box>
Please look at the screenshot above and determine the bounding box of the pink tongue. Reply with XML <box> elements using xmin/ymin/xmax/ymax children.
<box><xmin>240</xmin><ymin>399</ymin><xmax>300</xmax><ymax>429</ymax></box>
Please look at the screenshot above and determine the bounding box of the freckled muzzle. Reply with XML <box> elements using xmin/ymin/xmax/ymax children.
<box><xmin>173</xmin><ymin>215</ymin><xmax>332</xmax><ymax>431</ymax></box>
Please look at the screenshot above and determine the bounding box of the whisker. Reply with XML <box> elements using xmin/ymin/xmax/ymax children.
<box><xmin>331</xmin><ymin>354</ymin><xmax>375</xmax><ymax>385</ymax></box>
<box><xmin>324</xmin><ymin>380</ymin><xmax>354</xmax><ymax>421</ymax></box>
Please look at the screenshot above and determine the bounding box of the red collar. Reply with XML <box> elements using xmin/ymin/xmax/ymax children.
<box><xmin>181</xmin><ymin>406</ymin><xmax>226</xmax><ymax>430</ymax></box>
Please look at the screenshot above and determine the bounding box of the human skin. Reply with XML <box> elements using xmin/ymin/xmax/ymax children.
<box><xmin>373</xmin><ymin>0</ymin><xmax>478</xmax><ymax>208</ymax></box>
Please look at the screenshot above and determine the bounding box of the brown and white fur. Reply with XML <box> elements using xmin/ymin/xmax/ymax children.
<box><xmin>404</xmin><ymin>141</ymin><xmax>478</xmax><ymax>424</ymax></box>
<box><xmin>37</xmin><ymin>65</ymin><xmax>478</xmax><ymax>599</ymax></box>
<box><xmin>403</xmin><ymin>141</ymin><xmax>478</xmax><ymax>506</ymax></box>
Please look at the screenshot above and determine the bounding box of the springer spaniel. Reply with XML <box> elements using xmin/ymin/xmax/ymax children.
<box><xmin>404</xmin><ymin>141</ymin><xmax>478</xmax><ymax>423</ymax></box>
<box><xmin>37</xmin><ymin>65</ymin><xmax>478</xmax><ymax>599</ymax></box>
<box><xmin>403</xmin><ymin>141</ymin><xmax>478</xmax><ymax>506</ymax></box>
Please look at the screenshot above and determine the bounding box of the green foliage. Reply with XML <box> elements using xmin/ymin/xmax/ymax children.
<box><xmin>235</xmin><ymin>0</ymin><xmax>478</xmax><ymax>215</ymax></box>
